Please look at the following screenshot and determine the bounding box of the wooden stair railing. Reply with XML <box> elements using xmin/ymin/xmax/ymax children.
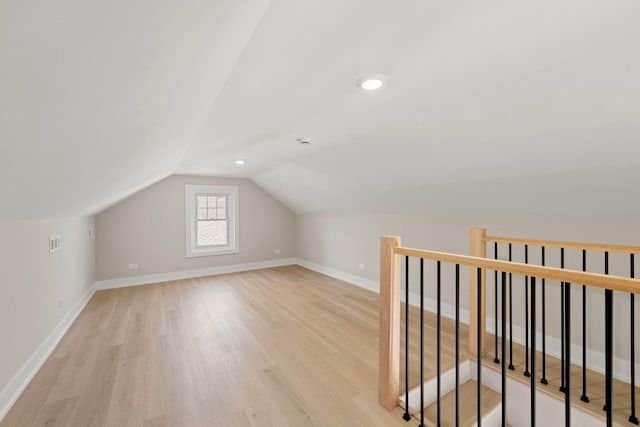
<box><xmin>474</xmin><ymin>228</ymin><xmax>640</xmax><ymax>426</ymax></box>
<box><xmin>379</xmin><ymin>234</ymin><xmax>640</xmax><ymax>427</ymax></box>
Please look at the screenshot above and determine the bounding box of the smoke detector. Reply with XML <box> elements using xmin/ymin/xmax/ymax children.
<box><xmin>297</xmin><ymin>137</ymin><xmax>312</xmax><ymax>145</ymax></box>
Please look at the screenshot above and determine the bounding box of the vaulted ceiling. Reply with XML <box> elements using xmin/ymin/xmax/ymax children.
<box><xmin>2</xmin><ymin>0</ymin><xmax>639</xmax><ymax>220</ymax></box>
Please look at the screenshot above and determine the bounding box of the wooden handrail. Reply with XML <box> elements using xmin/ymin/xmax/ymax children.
<box><xmin>394</xmin><ymin>246</ymin><xmax>640</xmax><ymax>294</ymax></box>
<box><xmin>485</xmin><ymin>235</ymin><xmax>640</xmax><ymax>254</ymax></box>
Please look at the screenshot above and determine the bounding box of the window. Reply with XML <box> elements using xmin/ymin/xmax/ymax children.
<box><xmin>185</xmin><ymin>185</ymin><xmax>239</xmax><ymax>257</ymax></box>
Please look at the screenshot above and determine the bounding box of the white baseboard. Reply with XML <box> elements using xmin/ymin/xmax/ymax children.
<box><xmin>95</xmin><ymin>258</ymin><xmax>297</xmax><ymax>290</ymax></box>
<box><xmin>405</xmin><ymin>291</ymin><xmax>471</xmax><ymax>325</ymax></box>
<box><xmin>0</xmin><ymin>283</ymin><xmax>96</xmax><ymax>423</ymax></box>
<box><xmin>295</xmin><ymin>259</ymin><xmax>380</xmax><ymax>293</ymax></box>
<box><xmin>296</xmin><ymin>258</ymin><xmax>471</xmax><ymax>324</ymax></box>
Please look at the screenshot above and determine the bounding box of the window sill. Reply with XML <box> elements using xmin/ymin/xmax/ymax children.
<box><xmin>186</xmin><ymin>248</ymin><xmax>240</xmax><ymax>258</ymax></box>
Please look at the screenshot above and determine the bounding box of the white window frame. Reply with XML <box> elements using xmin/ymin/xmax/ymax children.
<box><xmin>185</xmin><ymin>184</ymin><xmax>239</xmax><ymax>258</ymax></box>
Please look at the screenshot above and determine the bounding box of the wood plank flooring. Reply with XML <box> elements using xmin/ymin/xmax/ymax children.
<box><xmin>1</xmin><ymin>266</ymin><xmax>421</xmax><ymax>427</ymax></box>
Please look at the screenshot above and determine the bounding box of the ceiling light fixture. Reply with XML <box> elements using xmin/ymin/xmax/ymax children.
<box><xmin>297</xmin><ymin>137</ymin><xmax>312</xmax><ymax>145</ymax></box>
<box><xmin>234</xmin><ymin>160</ymin><xmax>245</xmax><ymax>165</ymax></box>
<box><xmin>357</xmin><ymin>74</ymin><xmax>386</xmax><ymax>90</ymax></box>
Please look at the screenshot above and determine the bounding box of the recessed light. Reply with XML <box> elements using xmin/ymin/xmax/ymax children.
<box><xmin>357</xmin><ymin>74</ymin><xmax>386</xmax><ymax>90</ymax></box>
<box><xmin>234</xmin><ymin>160</ymin><xmax>245</xmax><ymax>165</ymax></box>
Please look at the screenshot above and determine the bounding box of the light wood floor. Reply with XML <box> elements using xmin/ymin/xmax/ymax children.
<box><xmin>2</xmin><ymin>266</ymin><xmax>419</xmax><ymax>427</ymax></box>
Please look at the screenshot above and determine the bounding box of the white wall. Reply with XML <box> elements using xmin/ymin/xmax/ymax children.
<box><xmin>96</xmin><ymin>175</ymin><xmax>296</xmax><ymax>281</ymax></box>
<box><xmin>295</xmin><ymin>212</ymin><xmax>640</xmax><ymax>379</ymax></box>
<box><xmin>0</xmin><ymin>216</ymin><xmax>95</xmax><ymax>410</ymax></box>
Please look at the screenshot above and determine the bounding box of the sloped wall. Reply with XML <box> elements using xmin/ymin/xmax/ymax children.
<box><xmin>0</xmin><ymin>216</ymin><xmax>95</xmax><ymax>413</ymax></box>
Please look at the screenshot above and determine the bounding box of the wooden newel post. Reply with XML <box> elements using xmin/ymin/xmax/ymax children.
<box><xmin>469</xmin><ymin>228</ymin><xmax>487</xmax><ymax>358</ymax></box>
<box><xmin>379</xmin><ymin>236</ymin><xmax>401</xmax><ymax>410</ymax></box>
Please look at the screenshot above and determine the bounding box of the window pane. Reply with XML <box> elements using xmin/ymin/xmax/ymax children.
<box><xmin>197</xmin><ymin>220</ymin><xmax>228</xmax><ymax>246</ymax></box>
<box><xmin>197</xmin><ymin>196</ymin><xmax>207</xmax><ymax>208</ymax></box>
<box><xmin>207</xmin><ymin>208</ymin><xmax>217</xmax><ymax>219</ymax></box>
<box><xmin>197</xmin><ymin>208</ymin><xmax>208</xmax><ymax>220</ymax></box>
<box><xmin>207</xmin><ymin>196</ymin><xmax>217</xmax><ymax>208</ymax></box>
<box><xmin>216</xmin><ymin>208</ymin><xmax>226</xmax><ymax>219</ymax></box>
<box><xmin>217</xmin><ymin>197</ymin><xmax>226</xmax><ymax>207</ymax></box>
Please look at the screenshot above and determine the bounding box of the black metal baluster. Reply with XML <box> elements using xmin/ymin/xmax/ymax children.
<box><xmin>494</xmin><ymin>242</ymin><xmax>500</xmax><ymax>364</ymax></box>
<box><xmin>565</xmin><ymin>282</ymin><xmax>572</xmax><ymax>427</ymax></box>
<box><xmin>630</xmin><ymin>254</ymin><xmax>638</xmax><ymax>425</ymax></box>
<box><xmin>605</xmin><ymin>287</ymin><xmax>613</xmax><ymax>426</ymax></box>
<box><xmin>501</xmin><ymin>271</ymin><xmax>507</xmax><ymax>427</ymax></box>
<box><xmin>420</xmin><ymin>258</ymin><xmax>425</xmax><ymax>427</ymax></box>
<box><xmin>581</xmin><ymin>250</ymin><xmax>589</xmax><ymax>403</ymax></box>
<box><xmin>403</xmin><ymin>256</ymin><xmax>411</xmax><ymax>422</ymax></box>
<box><xmin>531</xmin><ymin>276</ymin><xmax>537</xmax><ymax>426</ymax></box>
<box><xmin>604</xmin><ymin>251</ymin><xmax>611</xmax><ymax>415</ymax></box>
<box><xmin>477</xmin><ymin>267</ymin><xmax>483</xmax><ymax>427</ymax></box>
<box><xmin>509</xmin><ymin>244</ymin><xmax>514</xmax><ymax>370</ymax></box>
<box><xmin>541</xmin><ymin>246</ymin><xmax>548</xmax><ymax>385</ymax></box>
<box><xmin>524</xmin><ymin>245</ymin><xmax>531</xmax><ymax>378</ymax></box>
<box><xmin>560</xmin><ymin>247</ymin><xmax>566</xmax><ymax>393</ymax></box>
<box><xmin>436</xmin><ymin>261</ymin><xmax>441</xmax><ymax>427</ymax></box>
<box><xmin>456</xmin><ymin>264</ymin><xmax>461</xmax><ymax>427</ymax></box>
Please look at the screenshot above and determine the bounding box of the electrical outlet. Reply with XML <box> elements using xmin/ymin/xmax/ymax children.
<box><xmin>128</xmin><ymin>263</ymin><xmax>138</xmax><ymax>270</ymax></box>
<box><xmin>274</xmin><ymin>249</ymin><xmax>281</xmax><ymax>254</ymax></box>
<box><xmin>88</xmin><ymin>228</ymin><xmax>93</xmax><ymax>238</ymax></box>
<box><xmin>358</xmin><ymin>263</ymin><xmax>365</xmax><ymax>271</ymax></box>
